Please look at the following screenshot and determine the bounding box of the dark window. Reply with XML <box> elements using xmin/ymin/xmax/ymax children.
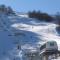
<box><xmin>40</xmin><ymin>44</ymin><xmax>46</xmax><ymax>50</ymax></box>
<box><xmin>50</xmin><ymin>42</ymin><xmax>54</xmax><ymax>46</ymax></box>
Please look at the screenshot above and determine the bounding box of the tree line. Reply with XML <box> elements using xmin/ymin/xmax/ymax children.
<box><xmin>28</xmin><ymin>10</ymin><xmax>54</xmax><ymax>22</ymax></box>
<box><xmin>0</xmin><ymin>5</ymin><xmax>15</xmax><ymax>15</ymax></box>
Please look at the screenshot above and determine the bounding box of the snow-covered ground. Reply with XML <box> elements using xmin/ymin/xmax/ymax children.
<box><xmin>0</xmin><ymin>13</ymin><xmax>60</xmax><ymax>60</ymax></box>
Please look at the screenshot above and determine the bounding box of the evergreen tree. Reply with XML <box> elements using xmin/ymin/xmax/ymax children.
<box><xmin>28</xmin><ymin>10</ymin><xmax>53</xmax><ymax>22</ymax></box>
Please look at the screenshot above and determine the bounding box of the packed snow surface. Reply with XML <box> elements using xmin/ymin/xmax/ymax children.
<box><xmin>0</xmin><ymin>14</ymin><xmax>60</xmax><ymax>60</ymax></box>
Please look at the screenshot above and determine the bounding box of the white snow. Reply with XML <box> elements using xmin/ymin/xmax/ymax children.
<box><xmin>0</xmin><ymin>13</ymin><xmax>60</xmax><ymax>60</ymax></box>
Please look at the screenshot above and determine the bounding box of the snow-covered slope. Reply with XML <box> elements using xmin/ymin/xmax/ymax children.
<box><xmin>0</xmin><ymin>13</ymin><xmax>60</xmax><ymax>60</ymax></box>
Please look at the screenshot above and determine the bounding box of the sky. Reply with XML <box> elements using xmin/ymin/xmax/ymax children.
<box><xmin>0</xmin><ymin>0</ymin><xmax>60</xmax><ymax>14</ymax></box>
